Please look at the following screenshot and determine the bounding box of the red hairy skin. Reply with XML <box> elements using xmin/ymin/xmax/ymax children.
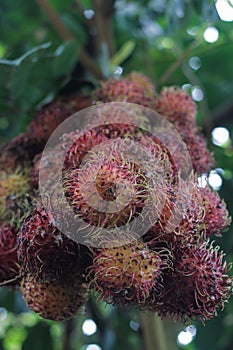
<box><xmin>127</xmin><ymin>71</ymin><xmax>156</xmax><ymax>96</ymax></box>
<box><xmin>0</xmin><ymin>225</ymin><xmax>19</xmax><ymax>287</ymax></box>
<box><xmin>155</xmin><ymin>86</ymin><xmax>197</xmax><ymax>124</ymax></box>
<box><xmin>17</xmin><ymin>208</ymin><xmax>93</xmax><ymax>281</ymax></box>
<box><xmin>95</xmin><ymin>79</ymin><xmax>156</xmax><ymax>109</ymax></box>
<box><xmin>0</xmin><ymin>134</ymin><xmax>43</xmax><ymax>171</ymax></box>
<box><xmin>89</xmin><ymin>240</ymin><xmax>170</xmax><ymax>307</ymax></box>
<box><xmin>155</xmin><ymin>86</ymin><xmax>214</xmax><ymax>174</ymax></box>
<box><xmin>21</xmin><ymin>273</ymin><xmax>89</xmax><ymax>321</ymax></box>
<box><xmin>149</xmin><ymin>242</ymin><xmax>232</xmax><ymax>323</ymax></box>
<box><xmin>62</xmin><ymin>124</ymin><xmax>177</xmax><ymax>239</ymax></box>
<box><xmin>182</xmin><ymin>131</ymin><xmax>214</xmax><ymax>174</ymax></box>
<box><xmin>0</xmin><ymin>72</ymin><xmax>230</xmax><ymax>325</ymax></box>
<box><xmin>27</xmin><ymin>95</ymin><xmax>92</xmax><ymax>145</ymax></box>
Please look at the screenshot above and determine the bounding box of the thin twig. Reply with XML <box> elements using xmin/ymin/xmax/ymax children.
<box><xmin>35</xmin><ymin>0</ymin><xmax>103</xmax><ymax>79</ymax></box>
<box><xmin>158</xmin><ymin>40</ymin><xmax>200</xmax><ymax>85</ymax></box>
<box><xmin>141</xmin><ymin>312</ymin><xmax>168</xmax><ymax>350</ymax></box>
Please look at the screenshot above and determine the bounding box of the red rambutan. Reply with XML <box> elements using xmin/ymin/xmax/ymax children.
<box><xmin>150</xmin><ymin>242</ymin><xmax>232</xmax><ymax>323</ymax></box>
<box><xmin>17</xmin><ymin>207</ymin><xmax>92</xmax><ymax>280</ymax></box>
<box><xmin>21</xmin><ymin>272</ymin><xmax>89</xmax><ymax>321</ymax></box>
<box><xmin>127</xmin><ymin>71</ymin><xmax>156</xmax><ymax>96</ymax></box>
<box><xmin>182</xmin><ymin>131</ymin><xmax>214</xmax><ymax>174</ymax></box>
<box><xmin>89</xmin><ymin>240</ymin><xmax>169</xmax><ymax>306</ymax></box>
<box><xmin>0</xmin><ymin>133</ymin><xmax>43</xmax><ymax>171</ymax></box>
<box><xmin>155</xmin><ymin>86</ymin><xmax>197</xmax><ymax>125</ymax></box>
<box><xmin>0</xmin><ymin>225</ymin><xmax>19</xmax><ymax>287</ymax></box>
<box><xmin>95</xmin><ymin>79</ymin><xmax>156</xmax><ymax>109</ymax></box>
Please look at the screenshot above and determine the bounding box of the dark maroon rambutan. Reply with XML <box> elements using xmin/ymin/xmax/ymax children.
<box><xmin>0</xmin><ymin>225</ymin><xmax>19</xmax><ymax>287</ymax></box>
<box><xmin>89</xmin><ymin>240</ymin><xmax>169</xmax><ymax>307</ymax></box>
<box><xmin>149</xmin><ymin>242</ymin><xmax>232</xmax><ymax>323</ymax></box>
<box><xmin>95</xmin><ymin>79</ymin><xmax>156</xmax><ymax>109</ymax></box>
<box><xmin>17</xmin><ymin>207</ymin><xmax>92</xmax><ymax>280</ymax></box>
<box><xmin>0</xmin><ymin>133</ymin><xmax>43</xmax><ymax>171</ymax></box>
<box><xmin>21</xmin><ymin>272</ymin><xmax>89</xmax><ymax>321</ymax></box>
<box><xmin>27</xmin><ymin>94</ymin><xmax>92</xmax><ymax>146</ymax></box>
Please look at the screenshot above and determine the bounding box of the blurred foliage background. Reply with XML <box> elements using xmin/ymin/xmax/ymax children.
<box><xmin>0</xmin><ymin>0</ymin><xmax>233</xmax><ymax>349</ymax></box>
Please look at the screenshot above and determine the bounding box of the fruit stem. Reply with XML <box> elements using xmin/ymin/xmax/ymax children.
<box><xmin>141</xmin><ymin>312</ymin><xmax>168</xmax><ymax>350</ymax></box>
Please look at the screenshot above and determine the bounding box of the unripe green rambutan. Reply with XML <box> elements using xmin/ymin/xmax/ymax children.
<box><xmin>148</xmin><ymin>242</ymin><xmax>232</xmax><ymax>323</ymax></box>
<box><xmin>0</xmin><ymin>168</ymin><xmax>33</xmax><ymax>229</ymax></box>
<box><xmin>0</xmin><ymin>225</ymin><xmax>19</xmax><ymax>287</ymax></box>
<box><xmin>95</xmin><ymin>79</ymin><xmax>156</xmax><ymax>109</ymax></box>
<box><xmin>21</xmin><ymin>273</ymin><xmax>89</xmax><ymax>321</ymax></box>
<box><xmin>89</xmin><ymin>240</ymin><xmax>170</xmax><ymax>306</ymax></box>
<box><xmin>17</xmin><ymin>208</ymin><xmax>92</xmax><ymax>280</ymax></box>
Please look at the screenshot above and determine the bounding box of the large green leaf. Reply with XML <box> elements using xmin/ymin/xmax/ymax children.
<box><xmin>0</xmin><ymin>41</ymin><xmax>80</xmax><ymax>116</ymax></box>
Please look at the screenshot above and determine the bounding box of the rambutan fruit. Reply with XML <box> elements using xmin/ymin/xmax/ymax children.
<box><xmin>63</xmin><ymin>128</ymin><xmax>108</xmax><ymax>170</ymax></box>
<box><xmin>85</xmin><ymin>103</ymin><xmax>150</xmax><ymax>134</ymax></box>
<box><xmin>18</xmin><ymin>207</ymin><xmax>92</xmax><ymax>280</ymax></box>
<box><xmin>182</xmin><ymin>130</ymin><xmax>214</xmax><ymax>174</ymax></box>
<box><xmin>95</xmin><ymin>79</ymin><xmax>156</xmax><ymax>109</ymax></box>
<box><xmin>0</xmin><ymin>225</ymin><xmax>19</xmax><ymax>287</ymax></box>
<box><xmin>149</xmin><ymin>178</ymin><xmax>231</xmax><ymax>247</ymax></box>
<box><xmin>62</xmin><ymin>124</ymin><xmax>177</xmax><ymax>244</ymax></box>
<box><xmin>0</xmin><ymin>133</ymin><xmax>43</xmax><ymax>171</ymax></box>
<box><xmin>21</xmin><ymin>272</ymin><xmax>89</xmax><ymax>321</ymax></box>
<box><xmin>149</xmin><ymin>242</ymin><xmax>232</xmax><ymax>323</ymax></box>
<box><xmin>63</xmin><ymin>94</ymin><xmax>92</xmax><ymax>111</ymax></box>
<box><xmin>27</xmin><ymin>94</ymin><xmax>92</xmax><ymax>146</ymax></box>
<box><xmin>0</xmin><ymin>168</ymin><xmax>34</xmax><ymax>229</ymax></box>
<box><xmin>191</xmin><ymin>183</ymin><xmax>231</xmax><ymax>238</ymax></box>
<box><xmin>155</xmin><ymin>86</ymin><xmax>197</xmax><ymax>125</ymax></box>
<box><xmin>89</xmin><ymin>240</ymin><xmax>170</xmax><ymax>307</ymax></box>
<box><xmin>63</xmin><ymin>155</ymin><xmax>149</xmax><ymax>231</ymax></box>
<box><xmin>127</xmin><ymin>71</ymin><xmax>156</xmax><ymax>97</ymax></box>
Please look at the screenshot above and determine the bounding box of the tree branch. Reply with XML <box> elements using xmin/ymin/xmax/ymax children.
<box><xmin>35</xmin><ymin>0</ymin><xmax>103</xmax><ymax>79</ymax></box>
<box><xmin>62</xmin><ymin>319</ymin><xmax>76</xmax><ymax>350</ymax></box>
<box><xmin>158</xmin><ymin>40</ymin><xmax>200</xmax><ymax>85</ymax></box>
<box><xmin>92</xmin><ymin>0</ymin><xmax>116</xmax><ymax>59</ymax></box>
<box><xmin>141</xmin><ymin>312</ymin><xmax>168</xmax><ymax>350</ymax></box>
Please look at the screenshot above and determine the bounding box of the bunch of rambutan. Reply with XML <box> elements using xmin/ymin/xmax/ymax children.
<box><xmin>0</xmin><ymin>73</ymin><xmax>232</xmax><ymax>325</ymax></box>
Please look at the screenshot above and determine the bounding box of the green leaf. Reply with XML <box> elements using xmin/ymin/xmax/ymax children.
<box><xmin>109</xmin><ymin>40</ymin><xmax>136</xmax><ymax>73</ymax></box>
<box><xmin>22</xmin><ymin>322</ymin><xmax>53</xmax><ymax>350</ymax></box>
<box><xmin>0</xmin><ymin>41</ymin><xmax>79</xmax><ymax>114</ymax></box>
